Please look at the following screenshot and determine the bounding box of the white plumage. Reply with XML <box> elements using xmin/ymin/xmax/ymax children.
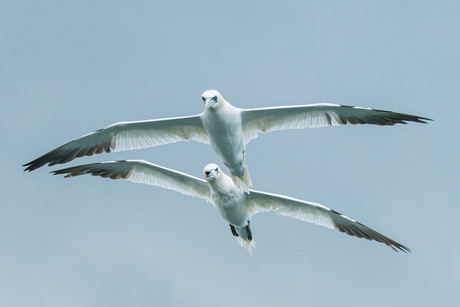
<box><xmin>24</xmin><ymin>90</ymin><xmax>430</xmax><ymax>192</ymax></box>
<box><xmin>52</xmin><ymin>160</ymin><xmax>410</xmax><ymax>254</ymax></box>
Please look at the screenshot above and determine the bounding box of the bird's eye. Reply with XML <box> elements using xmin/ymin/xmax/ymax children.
<box><xmin>202</xmin><ymin>97</ymin><xmax>206</xmax><ymax>102</ymax></box>
<box><xmin>213</xmin><ymin>96</ymin><xmax>218</xmax><ymax>101</ymax></box>
<box><xmin>205</xmin><ymin>171</ymin><xmax>210</xmax><ymax>176</ymax></box>
<box><xmin>215</xmin><ymin>167</ymin><xmax>218</xmax><ymax>172</ymax></box>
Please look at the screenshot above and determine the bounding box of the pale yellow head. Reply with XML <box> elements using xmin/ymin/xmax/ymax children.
<box><xmin>201</xmin><ymin>90</ymin><xmax>224</xmax><ymax>109</ymax></box>
<box><xmin>203</xmin><ymin>163</ymin><xmax>221</xmax><ymax>182</ymax></box>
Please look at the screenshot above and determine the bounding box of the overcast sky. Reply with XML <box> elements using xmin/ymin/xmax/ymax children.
<box><xmin>1</xmin><ymin>1</ymin><xmax>459</xmax><ymax>306</ymax></box>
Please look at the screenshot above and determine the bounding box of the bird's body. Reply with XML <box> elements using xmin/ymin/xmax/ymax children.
<box><xmin>204</xmin><ymin>164</ymin><xmax>253</xmax><ymax>248</ymax></box>
<box><xmin>51</xmin><ymin>160</ymin><xmax>410</xmax><ymax>254</ymax></box>
<box><xmin>200</xmin><ymin>97</ymin><xmax>251</xmax><ymax>190</ymax></box>
<box><xmin>208</xmin><ymin>167</ymin><xmax>250</xmax><ymax>225</ymax></box>
<box><xmin>210</xmin><ymin>178</ymin><xmax>249</xmax><ymax>227</ymax></box>
<box><xmin>24</xmin><ymin>90</ymin><xmax>431</xmax><ymax>192</ymax></box>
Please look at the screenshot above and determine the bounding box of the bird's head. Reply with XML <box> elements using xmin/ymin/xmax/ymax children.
<box><xmin>203</xmin><ymin>163</ymin><xmax>221</xmax><ymax>182</ymax></box>
<box><xmin>201</xmin><ymin>90</ymin><xmax>223</xmax><ymax>109</ymax></box>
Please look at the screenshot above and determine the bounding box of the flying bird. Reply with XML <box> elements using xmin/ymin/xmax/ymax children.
<box><xmin>24</xmin><ymin>90</ymin><xmax>431</xmax><ymax>191</ymax></box>
<box><xmin>51</xmin><ymin>160</ymin><xmax>410</xmax><ymax>254</ymax></box>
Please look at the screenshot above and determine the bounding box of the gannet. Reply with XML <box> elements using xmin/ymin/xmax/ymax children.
<box><xmin>24</xmin><ymin>90</ymin><xmax>431</xmax><ymax>191</ymax></box>
<box><xmin>51</xmin><ymin>160</ymin><xmax>410</xmax><ymax>254</ymax></box>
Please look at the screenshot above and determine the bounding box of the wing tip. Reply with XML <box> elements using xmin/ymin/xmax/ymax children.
<box><xmin>50</xmin><ymin>169</ymin><xmax>70</xmax><ymax>177</ymax></box>
<box><xmin>22</xmin><ymin>161</ymin><xmax>43</xmax><ymax>172</ymax></box>
<box><xmin>23</xmin><ymin>141</ymin><xmax>115</xmax><ymax>172</ymax></box>
<box><xmin>330</xmin><ymin>214</ymin><xmax>411</xmax><ymax>253</ymax></box>
<box><xmin>418</xmin><ymin>117</ymin><xmax>433</xmax><ymax>124</ymax></box>
<box><xmin>391</xmin><ymin>243</ymin><xmax>411</xmax><ymax>253</ymax></box>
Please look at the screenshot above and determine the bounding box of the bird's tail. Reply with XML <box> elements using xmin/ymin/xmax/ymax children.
<box><xmin>234</xmin><ymin>224</ymin><xmax>255</xmax><ymax>255</ymax></box>
<box><xmin>236</xmin><ymin>237</ymin><xmax>256</xmax><ymax>256</ymax></box>
<box><xmin>230</xmin><ymin>165</ymin><xmax>252</xmax><ymax>193</ymax></box>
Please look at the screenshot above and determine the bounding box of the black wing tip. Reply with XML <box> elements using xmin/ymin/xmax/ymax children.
<box><xmin>406</xmin><ymin>115</ymin><xmax>432</xmax><ymax>124</ymax></box>
<box><xmin>50</xmin><ymin>164</ymin><xmax>132</xmax><ymax>180</ymax></box>
<box><xmin>331</xmin><ymin>217</ymin><xmax>411</xmax><ymax>253</ymax></box>
<box><xmin>50</xmin><ymin>168</ymin><xmax>83</xmax><ymax>178</ymax></box>
<box><xmin>367</xmin><ymin>108</ymin><xmax>433</xmax><ymax>125</ymax></box>
<box><xmin>50</xmin><ymin>169</ymin><xmax>67</xmax><ymax>176</ymax></box>
<box><xmin>23</xmin><ymin>143</ymin><xmax>114</xmax><ymax>173</ymax></box>
<box><xmin>384</xmin><ymin>115</ymin><xmax>432</xmax><ymax>125</ymax></box>
<box><xmin>22</xmin><ymin>153</ymin><xmax>65</xmax><ymax>172</ymax></box>
<box><xmin>418</xmin><ymin>117</ymin><xmax>433</xmax><ymax>124</ymax></box>
<box><xmin>401</xmin><ymin>246</ymin><xmax>411</xmax><ymax>253</ymax></box>
<box><xmin>22</xmin><ymin>161</ymin><xmax>41</xmax><ymax>172</ymax></box>
<box><xmin>388</xmin><ymin>244</ymin><xmax>412</xmax><ymax>254</ymax></box>
<box><xmin>396</xmin><ymin>114</ymin><xmax>433</xmax><ymax>125</ymax></box>
<box><xmin>23</xmin><ymin>159</ymin><xmax>62</xmax><ymax>172</ymax></box>
<box><xmin>390</xmin><ymin>243</ymin><xmax>411</xmax><ymax>253</ymax></box>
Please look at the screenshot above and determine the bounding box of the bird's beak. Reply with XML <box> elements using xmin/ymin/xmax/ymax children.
<box><xmin>205</xmin><ymin>98</ymin><xmax>217</xmax><ymax>109</ymax></box>
<box><xmin>207</xmin><ymin>169</ymin><xmax>218</xmax><ymax>180</ymax></box>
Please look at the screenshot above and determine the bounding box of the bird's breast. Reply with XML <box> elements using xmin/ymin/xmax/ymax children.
<box><xmin>201</xmin><ymin>107</ymin><xmax>246</xmax><ymax>171</ymax></box>
<box><xmin>202</xmin><ymin>108</ymin><xmax>242</xmax><ymax>136</ymax></box>
<box><xmin>212</xmin><ymin>190</ymin><xmax>249</xmax><ymax>227</ymax></box>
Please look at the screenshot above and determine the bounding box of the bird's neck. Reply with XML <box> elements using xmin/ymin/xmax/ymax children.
<box><xmin>208</xmin><ymin>100</ymin><xmax>235</xmax><ymax>113</ymax></box>
<box><xmin>210</xmin><ymin>174</ymin><xmax>238</xmax><ymax>195</ymax></box>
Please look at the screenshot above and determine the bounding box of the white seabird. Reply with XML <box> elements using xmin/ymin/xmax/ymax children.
<box><xmin>24</xmin><ymin>90</ymin><xmax>431</xmax><ymax>192</ymax></box>
<box><xmin>51</xmin><ymin>160</ymin><xmax>410</xmax><ymax>254</ymax></box>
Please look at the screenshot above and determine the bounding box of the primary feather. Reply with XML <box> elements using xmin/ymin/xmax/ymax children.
<box><xmin>25</xmin><ymin>90</ymin><xmax>431</xmax><ymax>192</ymax></box>
<box><xmin>52</xmin><ymin>160</ymin><xmax>410</xmax><ymax>253</ymax></box>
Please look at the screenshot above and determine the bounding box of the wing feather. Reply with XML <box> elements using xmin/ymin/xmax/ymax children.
<box><xmin>246</xmin><ymin>190</ymin><xmax>410</xmax><ymax>252</ymax></box>
<box><xmin>23</xmin><ymin>115</ymin><xmax>208</xmax><ymax>171</ymax></box>
<box><xmin>51</xmin><ymin>160</ymin><xmax>211</xmax><ymax>201</ymax></box>
<box><xmin>241</xmin><ymin>103</ymin><xmax>431</xmax><ymax>143</ymax></box>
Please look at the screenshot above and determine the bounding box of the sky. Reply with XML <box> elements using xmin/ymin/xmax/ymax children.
<box><xmin>1</xmin><ymin>1</ymin><xmax>459</xmax><ymax>306</ymax></box>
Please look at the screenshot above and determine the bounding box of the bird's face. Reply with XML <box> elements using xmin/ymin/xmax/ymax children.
<box><xmin>203</xmin><ymin>163</ymin><xmax>220</xmax><ymax>182</ymax></box>
<box><xmin>201</xmin><ymin>90</ymin><xmax>223</xmax><ymax>109</ymax></box>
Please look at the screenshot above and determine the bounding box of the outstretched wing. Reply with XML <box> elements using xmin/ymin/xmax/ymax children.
<box><xmin>241</xmin><ymin>103</ymin><xmax>431</xmax><ymax>143</ymax></box>
<box><xmin>51</xmin><ymin>160</ymin><xmax>211</xmax><ymax>201</ymax></box>
<box><xmin>24</xmin><ymin>115</ymin><xmax>208</xmax><ymax>171</ymax></box>
<box><xmin>246</xmin><ymin>190</ymin><xmax>410</xmax><ymax>252</ymax></box>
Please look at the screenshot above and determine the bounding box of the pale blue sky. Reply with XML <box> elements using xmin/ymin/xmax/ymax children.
<box><xmin>1</xmin><ymin>1</ymin><xmax>459</xmax><ymax>306</ymax></box>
